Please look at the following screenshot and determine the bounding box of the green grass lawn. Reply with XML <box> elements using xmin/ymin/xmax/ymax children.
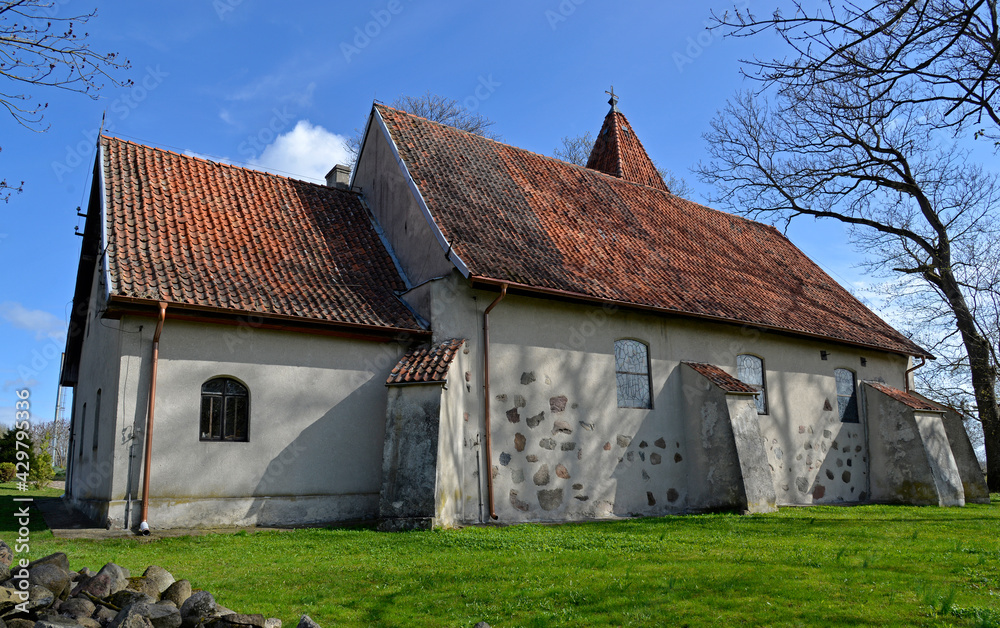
<box><xmin>1</xmin><ymin>484</ymin><xmax>998</xmax><ymax>627</ymax></box>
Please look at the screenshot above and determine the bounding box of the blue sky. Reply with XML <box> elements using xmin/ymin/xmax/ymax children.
<box><xmin>0</xmin><ymin>0</ymin><xmax>869</xmax><ymax>427</ymax></box>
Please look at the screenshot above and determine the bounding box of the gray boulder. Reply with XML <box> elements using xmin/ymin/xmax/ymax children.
<box><xmin>28</xmin><ymin>563</ymin><xmax>71</xmax><ymax>599</ymax></box>
<box><xmin>179</xmin><ymin>591</ymin><xmax>215</xmax><ymax>622</ymax></box>
<box><xmin>5</xmin><ymin>619</ymin><xmax>33</xmax><ymax>628</ymax></box>
<box><xmin>124</xmin><ymin>577</ymin><xmax>160</xmax><ymax>601</ymax></box>
<box><xmin>27</xmin><ymin>554</ymin><xmax>70</xmax><ymax>574</ymax></box>
<box><xmin>116</xmin><ymin>602</ymin><xmax>181</xmax><ymax>628</ymax></box>
<box><xmin>109</xmin><ymin>614</ymin><xmax>154</xmax><ymax>628</ymax></box>
<box><xmin>107</xmin><ymin>590</ymin><xmax>156</xmax><ymax>610</ymax></box>
<box><xmin>34</xmin><ymin>617</ymin><xmax>80</xmax><ymax>628</ymax></box>
<box><xmin>216</xmin><ymin>614</ymin><xmax>265</xmax><ymax>628</ymax></box>
<box><xmin>72</xmin><ymin>574</ymin><xmax>112</xmax><ymax>599</ymax></box>
<box><xmin>93</xmin><ymin>605</ymin><xmax>118</xmax><ymax>624</ymax></box>
<box><xmin>262</xmin><ymin>619</ymin><xmax>280</xmax><ymax>628</ymax></box>
<box><xmin>59</xmin><ymin>596</ymin><xmax>96</xmax><ymax>619</ymax></box>
<box><xmin>24</xmin><ymin>584</ymin><xmax>55</xmax><ymax>611</ymax></box>
<box><xmin>160</xmin><ymin>581</ymin><xmax>191</xmax><ymax>610</ymax></box>
<box><xmin>97</xmin><ymin>564</ymin><xmax>130</xmax><ymax>596</ymax></box>
<box><xmin>141</xmin><ymin>568</ymin><xmax>174</xmax><ymax>596</ymax></box>
<box><xmin>294</xmin><ymin>617</ymin><xmax>320</xmax><ymax>628</ymax></box>
<box><xmin>77</xmin><ymin>618</ymin><xmax>102</xmax><ymax>628</ymax></box>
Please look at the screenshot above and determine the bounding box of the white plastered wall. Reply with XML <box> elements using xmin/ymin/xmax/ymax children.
<box><xmin>93</xmin><ymin>317</ymin><xmax>406</xmax><ymax>529</ymax></box>
<box><xmin>412</xmin><ymin>272</ymin><xmax>911</xmax><ymax>522</ymax></box>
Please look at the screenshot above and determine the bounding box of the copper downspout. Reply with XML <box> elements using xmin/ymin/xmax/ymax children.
<box><xmin>482</xmin><ymin>284</ymin><xmax>507</xmax><ymax>521</ymax></box>
<box><xmin>139</xmin><ymin>302</ymin><xmax>167</xmax><ymax>535</ymax></box>
<box><xmin>904</xmin><ymin>356</ymin><xmax>926</xmax><ymax>392</ymax></box>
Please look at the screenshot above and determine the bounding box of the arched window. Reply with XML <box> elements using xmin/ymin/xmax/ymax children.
<box><xmin>835</xmin><ymin>368</ymin><xmax>859</xmax><ymax>423</ymax></box>
<box><xmin>737</xmin><ymin>355</ymin><xmax>768</xmax><ymax>414</ymax></box>
<box><xmin>615</xmin><ymin>339</ymin><xmax>652</xmax><ymax>409</ymax></box>
<box><xmin>200</xmin><ymin>377</ymin><xmax>249</xmax><ymax>441</ymax></box>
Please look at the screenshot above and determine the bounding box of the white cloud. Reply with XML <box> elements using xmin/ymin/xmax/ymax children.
<box><xmin>4</xmin><ymin>378</ymin><xmax>39</xmax><ymax>392</ymax></box>
<box><xmin>184</xmin><ymin>150</ymin><xmax>233</xmax><ymax>166</ymax></box>
<box><xmin>219</xmin><ymin>109</ymin><xmax>237</xmax><ymax>126</ymax></box>
<box><xmin>0</xmin><ymin>302</ymin><xmax>65</xmax><ymax>341</ymax></box>
<box><xmin>250</xmin><ymin>120</ymin><xmax>351</xmax><ymax>184</ymax></box>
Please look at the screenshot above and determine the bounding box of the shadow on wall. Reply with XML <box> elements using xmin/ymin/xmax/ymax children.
<box><xmin>242</xmin><ymin>382</ymin><xmax>389</xmax><ymax>526</ymax></box>
<box><xmin>610</xmin><ymin>369</ymin><xmax>691</xmax><ymax>517</ymax></box>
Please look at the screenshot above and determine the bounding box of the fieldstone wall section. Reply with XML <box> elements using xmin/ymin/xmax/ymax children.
<box><xmin>866</xmin><ymin>384</ymin><xmax>965</xmax><ymax>506</ymax></box>
<box><xmin>0</xmin><ymin>546</ymin><xmax>323</xmax><ymax>628</ymax></box>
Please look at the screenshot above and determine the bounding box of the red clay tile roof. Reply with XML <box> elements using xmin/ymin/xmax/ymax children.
<box><xmin>386</xmin><ymin>338</ymin><xmax>465</xmax><ymax>385</ymax></box>
<box><xmin>587</xmin><ymin>108</ymin><xmax>668</xmax><ymax>192</ymax></box>
<box><xmin>101</xmin><ymin>136</ymin><xmax>422</xmax><ymax>331</ymax></box>
<box><xmin>867</xmin><ymin>382</ymin><xmax>942</xmax><ymax>411</ymax></box>
<box><xmin>375</xmin><ymin>104</ymin><xmax>929</xmax><ymax>358</ymax></box>
<box><xmin>683</xmin><ymin>362</ymin><xmax>759</xmax><ymax>394</ymax></box>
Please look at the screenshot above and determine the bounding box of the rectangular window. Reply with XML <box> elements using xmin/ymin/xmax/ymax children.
<box><xmin>836</xmin><ymin>368</ymin><xmax>859</xmax><ymax>422</ymax></box>
<box><xmin>615</xmin><ymin>339</ymin><xmax>652</xmax><ymax>409</ymax></box>
<box><xmin>737</xmin><ymin>355</ymin><xmax>768</xmax><ymax>414</ymax></box>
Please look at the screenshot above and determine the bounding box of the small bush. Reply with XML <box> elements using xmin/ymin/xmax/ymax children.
<box><xmin>0</xmin><ymin>462</ymin><xmax>15</xmax><ymax>483</ymax></box>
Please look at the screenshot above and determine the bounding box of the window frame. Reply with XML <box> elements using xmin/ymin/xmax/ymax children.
<box><xmin>835</xmin><ymin>368</ymin><xmax>860</xmax><ymax>423</ymax></box>
<box><xmin>199</xmin><ymin>377</ymin><xmax>251</xmax><ymax>442</ymax></box>
<box><xmin>736</xmin><ymin>354</ymin><xmax>768</xmax><ymax>415</ymax></box>
<box><xmin>614</xmin><ymin>338</ymin><xmax>653</xmax><ymax>409</ymax></box>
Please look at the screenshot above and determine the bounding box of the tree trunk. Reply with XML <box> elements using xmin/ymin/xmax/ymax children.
<box><xmin>939</xmin><ymin>269</ymin><xmax>1000</xmax><ymax>492</ymax></box>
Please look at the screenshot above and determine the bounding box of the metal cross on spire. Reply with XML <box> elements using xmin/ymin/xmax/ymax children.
<box><xmin>606</xmin><ymin>86</ymin><xmax>620</xmax><ymax>112</ymax></box>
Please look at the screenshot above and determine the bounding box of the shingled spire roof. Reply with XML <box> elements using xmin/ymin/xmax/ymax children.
<box><xmin>586</xmin><ymin>92</ymin><xmax>669</xmax><ymax>192</ymax></box>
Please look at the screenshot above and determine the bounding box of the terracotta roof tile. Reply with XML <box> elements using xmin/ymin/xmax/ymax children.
<box><xmin>867</xmin><ymin>382</ymin><xmax>942</xmax><ymax>411</ymax></box>
<box><xmin>101</xmin><ymin>136</ymin><xmax>422</xmax><ymax>331</ymax></box>
<box><xmin>683</xmin><ymin>362</ymin><xmax>759</xmax><ymax>394</ymax></box>
<box><xmin>587</xmin><ymin>108</ymin><xmax>668</xmax><ymax>191</ymax></box>
<box><xmin>386</xmin><ymin>338</ymin><xmax>466</xmax><ymax>385</ymax></box>
<box><xmin>376</xmin><ymin>104</ymin><xmax>929</xmax><ymax>358</ymax></box>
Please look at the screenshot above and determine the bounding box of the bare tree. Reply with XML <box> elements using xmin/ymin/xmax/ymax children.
<box><xmin>1</xmin><ymin>0</ymin><xmax>131</xmax><ymax>197</ymax></box>
<box><xmin>702</xmin><ymin>2</ymin><xmax>1000</xmax><ymax>490</ymax></box>
<box><xmin>28</xmin><ymin>417</ymin><xmax>69</xmax><ymax>468</ymax></box>
<box><xmin>712</xmin><ymin>0</ymin><xmax>1000</xmax><ymax>144</ymax></box>
<box><xmin>347</xmin><ymin>91</ymin><xmax>499</xmax><ymax>165</ymax></box>
<box><xmin>554</xmin><ymin>132</ymin><xmax>695</xmax><ymax>198</ymax></box>
<box><xmin>554</xmin><ymin>131</ymin><xmax>595</xmax><ymax>167</ymax></box>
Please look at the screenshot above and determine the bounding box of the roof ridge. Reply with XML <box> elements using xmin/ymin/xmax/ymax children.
<box><xmin>100</xmin><ymin>134</ymin><xmax>353</xmax><ymax>192</ymax></box>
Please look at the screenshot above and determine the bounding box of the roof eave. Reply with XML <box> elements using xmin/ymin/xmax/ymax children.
<box><xmin>104</xmin><ymin>295</ymin><xmax>431</xmax><ymax>341</ymax></box>
<box><xmin>469</xmin><ymin>276</ymin><xmax>933</xmax><ymax>360</ymax></box>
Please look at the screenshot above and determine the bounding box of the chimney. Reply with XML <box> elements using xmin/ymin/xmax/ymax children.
<box><xmin>325</xmin><ymin>164</ymin><xmax>351</xmax><ymax>190</ymax></box>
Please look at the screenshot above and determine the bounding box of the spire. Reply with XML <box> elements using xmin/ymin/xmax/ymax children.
<box><xmin>586</xmin><ymin>90</ymin><xmax>669</xmax><ymax>192</ymax></box>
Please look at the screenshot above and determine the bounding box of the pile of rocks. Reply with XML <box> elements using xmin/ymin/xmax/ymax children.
<box><xmin>0</xmin><ymin>543</ymin><xmax>319</xmax><ymax>628</ymax></box>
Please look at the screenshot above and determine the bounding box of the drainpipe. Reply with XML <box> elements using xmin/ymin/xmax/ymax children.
<box><xmin>139</xmin><ymin>302</ymin><xmax>167</xmax><ymax>535</ymax></box>
<box><xmin>482</xmin><ymin>284</ymin><xmax>507</xmax><ymax>521</ymax></box>
<box><xmin>904</xmin><ymin>356</ymin><xmax>926</xmax><ymax>392</ymax></box>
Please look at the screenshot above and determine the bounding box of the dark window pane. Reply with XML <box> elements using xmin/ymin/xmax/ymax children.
<box><xmin>200</xmin><ymin>397</ymin><xmax>211</xmax><ymax>439</ymax></box>
<box><xmin>233</xmin><ymin>397</ymin><xmax>248</xmax><ymax>440</ymax></box>
<box><xmin>226</xmin><ymin>380</ymin><xmax>248</xmax><ymax>397</ymax></box>
<box><xmin>210</xmin><ymin>397</ymin><xmax>222</xmax><ymax>439</ymax></box>
<box><xmin>202</xmin><ymin>379</ymin><xmax>225</xmax><ymax>395</ymax></box>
